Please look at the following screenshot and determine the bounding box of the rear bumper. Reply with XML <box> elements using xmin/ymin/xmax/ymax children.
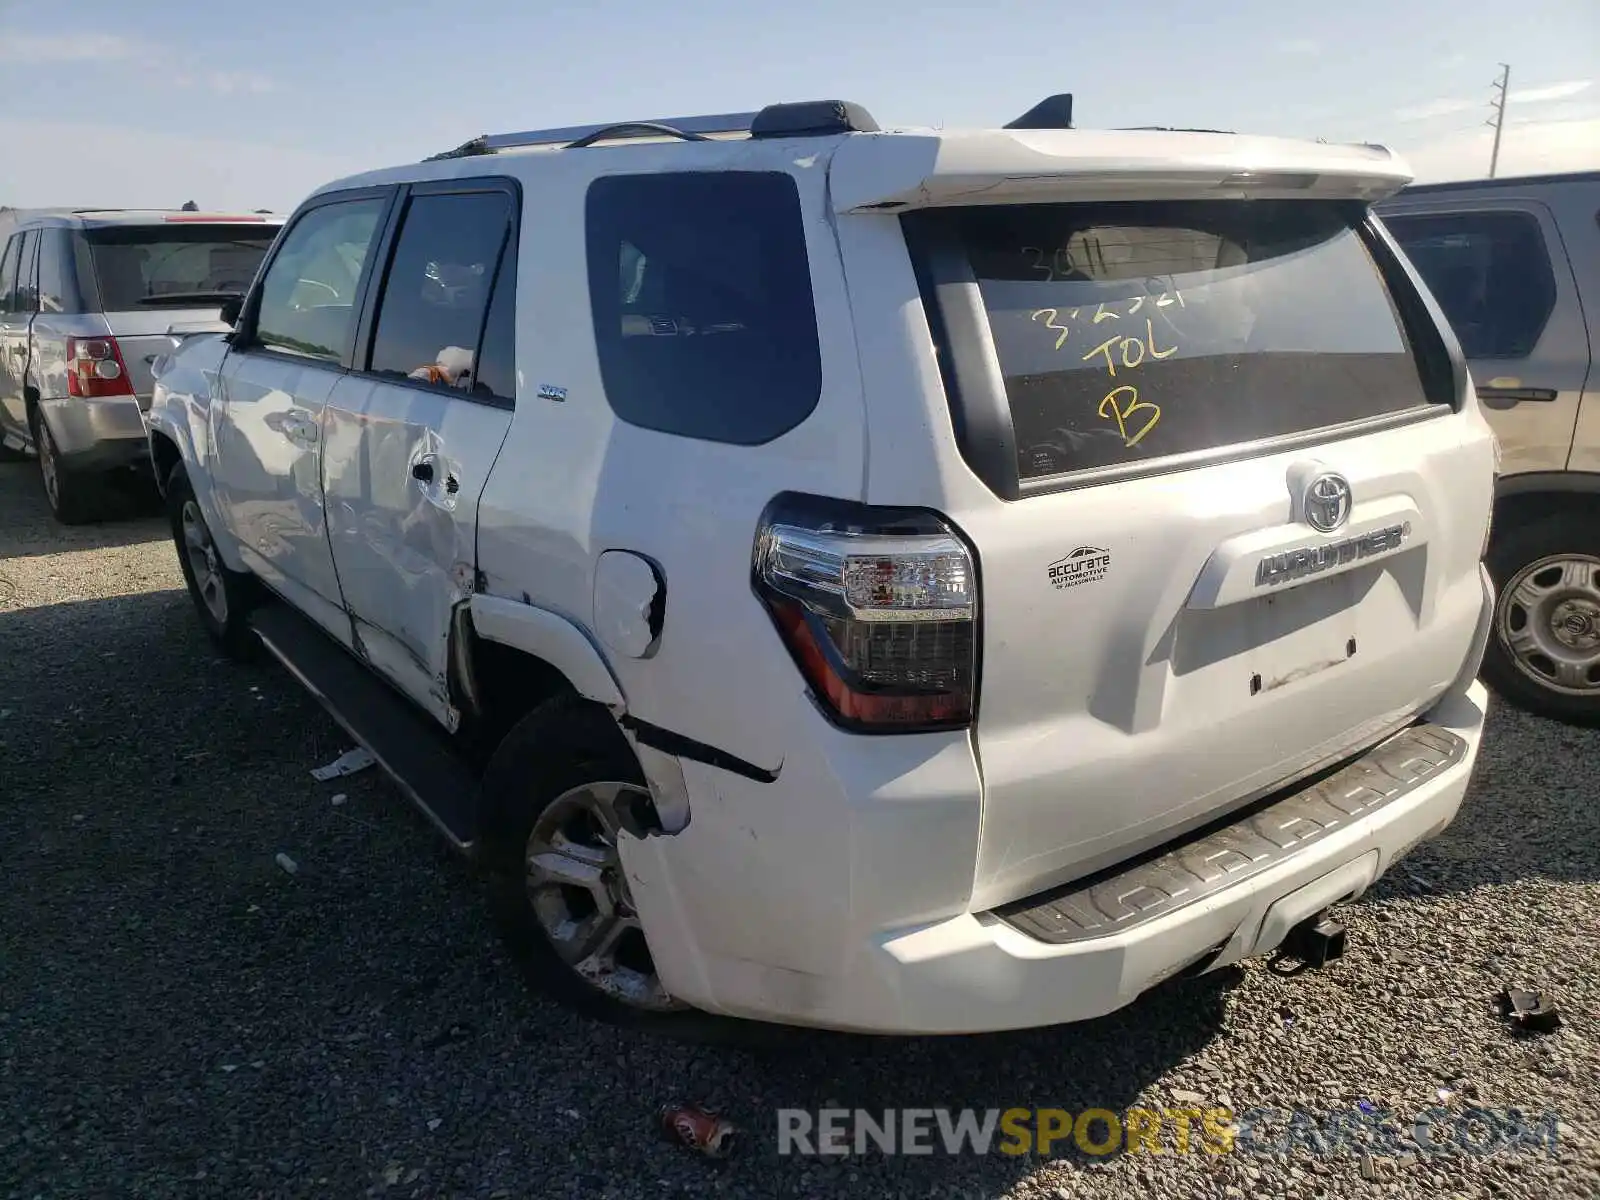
<box><xmin>38</xmin><ymin>395</ymin><xmax>150</xmax><ymax>472</ymax></box>
<box><xmin>625</xmin><ymin>681</ymin><xmax>1488</xmax><ymax>1034</ymax></box>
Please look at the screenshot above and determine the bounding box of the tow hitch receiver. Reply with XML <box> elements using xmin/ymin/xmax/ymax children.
<box><xmin>1270</xmin><ymin>912</ymin><xmax>1347</xmax><ymax>975</ymax></box>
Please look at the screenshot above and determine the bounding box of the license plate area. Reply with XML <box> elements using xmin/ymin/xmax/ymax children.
<box><xmin>1173</xmin><ymin>567</ymin><xmax>1367</xmax><ymax>687</ymax></box>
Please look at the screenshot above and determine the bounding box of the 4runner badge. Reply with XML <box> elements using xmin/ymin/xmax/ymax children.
<box><xmin>1256</xmin><ymin>522</ymin><xmax>1412</xmax><ymax>588</ymax></box>
<box><xmin>1048</xmin><ymin>546</ymin><xmax>1111</xmax><ymax>590</ymax></box>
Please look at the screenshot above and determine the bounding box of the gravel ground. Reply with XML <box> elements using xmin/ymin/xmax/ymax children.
<box><xmin>0</xmin><ymin>458</ymin><xmax>1596</xmax><ymax>1200</ymax></box>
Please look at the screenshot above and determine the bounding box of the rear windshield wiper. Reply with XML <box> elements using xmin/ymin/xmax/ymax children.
<box><xmin>134</xmin><ymin>291</ymin><xmax>243</xmax><ymax>307</ymax></box>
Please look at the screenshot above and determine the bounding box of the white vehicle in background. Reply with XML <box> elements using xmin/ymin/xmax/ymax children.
<box><xmin>0</xmin><ymin>208</ymin><xmax>282</xmax><ymax>522</ymax></box>
<box><xmin>147</xmin><ymin>95</ymin><xmax>1497</xmax><ymax>1035</ymax></box>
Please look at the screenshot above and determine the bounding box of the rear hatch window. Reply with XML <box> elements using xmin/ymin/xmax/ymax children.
<box><xmin>906</xmin><ymin>200</ymin><xmax>1441</xmax><ymax>484</ymax></box>
<box><xmin>84</xmin><ymin>223</ymin><xmax>277</xmax><ymax>310</ymax></box>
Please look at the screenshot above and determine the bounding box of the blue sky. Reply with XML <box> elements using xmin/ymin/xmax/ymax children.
<box><xmin>3</xmin><ymin>0</ymin><xmax>1596</xmax><ymax>211</ymax></box>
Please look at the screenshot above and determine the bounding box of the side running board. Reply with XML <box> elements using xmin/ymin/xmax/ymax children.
<box><xmin>249</xmin><ymin>603</ymin><xmax>481</xmax><ymax>852</ymax></box>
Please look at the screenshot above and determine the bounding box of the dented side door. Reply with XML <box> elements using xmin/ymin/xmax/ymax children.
<box><xmin>320</xmin><ymin>180</ymin><xmax>518</xmax><ymax>729</ymax></box>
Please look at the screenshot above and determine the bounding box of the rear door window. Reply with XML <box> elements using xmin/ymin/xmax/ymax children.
<box><xmin>470</xmin><ymin>230</ymin><xmax>517</xmax><ymax>406</ymax></box>
<box><xmin>585</xmin><ymin>171</ymin><xmax>821</xmax><ymax>445</ymax></box>
<box><xmin>1382</xmin><ymin>210</ymin><xmax>1556</xmax><ymax>360</ymax></box>
<box><xmin>366</xmin><ymin>189</ymin><xmax>512</xmax><ymax>394</ymax></box>
<box><xmin>908</xmin><ymin>199</ymin><xmax>1437</xmax><ymax>481</ymax></box>
<box><xmin>84</xmin><ymin>222</ymin><xmax>277</xmax><ymax>310</ymax></box>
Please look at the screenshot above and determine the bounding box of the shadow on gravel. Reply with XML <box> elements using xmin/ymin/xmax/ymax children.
<box><xmin>691</xmin><ymin>967</ymin><xmax>1243</xmax><ymax>1194</ymax></box>
<box><xmin>0</xmin><ymin>462</ymin><xmax>166</xmax><ymax>560</ymax></box>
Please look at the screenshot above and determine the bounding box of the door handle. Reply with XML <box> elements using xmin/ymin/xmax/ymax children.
<box><xmin>1478</xmin><ymin>385</ymin><xmax>1558</xmax><ymax>406</ymax></box>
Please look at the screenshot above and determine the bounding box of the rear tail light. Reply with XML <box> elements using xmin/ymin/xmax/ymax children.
<box><xmin>753</xmin><ymin>495</ymin><xmax>978</xmax><ymax>732</ymax></box>
<box><xmin>65</xmin><ymin>337</ymin><xmax>134</xmax><ymax>399</ymax></box>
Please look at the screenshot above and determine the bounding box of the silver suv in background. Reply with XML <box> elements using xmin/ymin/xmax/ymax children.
<box><xmin>1380</xmin><ymin>172</ymin><xmax>1600</xmax><ymax>726</ymax></box>
<box><xmin>0</xmin><ymin>208</ymin><xmax>283</xmax><ymax>523</ymax></box>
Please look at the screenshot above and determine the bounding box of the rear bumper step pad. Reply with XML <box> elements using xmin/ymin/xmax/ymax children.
<box><xmin>995</xmin><ymin>724</ymin><xmax>1467</xmax><ymax>945</ymax></box>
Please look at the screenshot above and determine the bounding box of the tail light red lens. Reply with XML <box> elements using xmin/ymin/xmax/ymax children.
<box><xmin>754</xmin><ymin>496</ymin><xmax>978</xmax><ymax>732</ymax></box>
<box><xmin>65</xmin><ymin>337</ymin><xmax>134</xmax><ymax>399</ymax></box>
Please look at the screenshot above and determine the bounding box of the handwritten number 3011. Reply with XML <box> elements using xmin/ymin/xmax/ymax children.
<box><xmin>1023</xmin><ymin>246</ymin><xmax>1078</xmax><ymax>281</ymax></box>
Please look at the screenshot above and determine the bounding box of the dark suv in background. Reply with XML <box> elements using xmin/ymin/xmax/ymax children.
<box><xmin>0</xmin><ymin>208</ymin><xmax>282</xmax><ymax>522</ymax></box>
<box><xmin>1381</xmin><ymin>171</ymin><xmax>1600</xmax><ymax>726</ymax></box>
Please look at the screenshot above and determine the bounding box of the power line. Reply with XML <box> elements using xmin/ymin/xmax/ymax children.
<box><xmin>1487</xmin><ymin>63</ymin><xmax>1510</xmax><ymax>178</ymax></box>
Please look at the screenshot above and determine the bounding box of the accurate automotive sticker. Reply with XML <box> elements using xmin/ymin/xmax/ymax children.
<box><xmin>1048</xmin><ymin>546</ymin><xmax>1111</xmax><ymax>590</ymax></box>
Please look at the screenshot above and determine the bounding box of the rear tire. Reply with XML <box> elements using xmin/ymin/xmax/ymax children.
<box><xmin>1481</xmin><ymin>511</ymin><xmax>1600</xmax><ymax>727</ymax></box>
<box><xmin>481</xmin><ymin>697</ymin><xmax>765</xmax><ymax>1042</ymax></box>
<box><xmin>30</xmin><ymin>406</ymin><xmax>105</xmax><ymax>525</ymax></box>
<box><xmin>166</xmin><ymin>464</ymin><xmax>260</xmax><ymax>660</ymax></box>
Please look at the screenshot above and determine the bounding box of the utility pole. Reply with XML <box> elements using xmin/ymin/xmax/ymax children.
<box><xmin>1487</xmin><ymin>63</ymin><xmax>1510</xmax><ymax>178</ymax></box>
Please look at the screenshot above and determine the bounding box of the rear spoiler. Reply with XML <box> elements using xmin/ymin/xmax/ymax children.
<box><xmin>828</xmin><ymin>129</ymin><xmax>1414</xmax><ymax>213</ymax></box>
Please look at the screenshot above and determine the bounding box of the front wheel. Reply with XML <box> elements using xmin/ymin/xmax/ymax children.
<box><xmin>1482</xmin><ymin>511</ymin><xmax>1600</xmax><ymax>726</ymax></box>
<box><xmin>166</xmin><ymin>465</ymin><xmax>259</xmax><ymax>659</ymax></box>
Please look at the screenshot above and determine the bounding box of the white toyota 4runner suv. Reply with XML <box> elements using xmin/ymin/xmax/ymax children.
<box><xmin>147</xmin><ymin>96</ymin><xmax>1497</xmax><ymax>1035</ymax></box>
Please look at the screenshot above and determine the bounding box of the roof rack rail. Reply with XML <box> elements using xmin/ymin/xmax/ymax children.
<box><xmin>422</xmin><ymin>99</ymin><xmax>879</xmax><ymax>161</ymax></box>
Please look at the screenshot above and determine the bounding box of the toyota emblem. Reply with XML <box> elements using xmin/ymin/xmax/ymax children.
<box><xmin>1303</xmin><ymin>473</ymin><xmax>1353</xmax><ymax>533</ymax></box>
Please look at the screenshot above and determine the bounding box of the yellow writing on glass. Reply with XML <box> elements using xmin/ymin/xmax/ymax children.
<box><xmin>1098</xmin><ymin>385</ymin><xmax>1161</xmax><ymax>449</ymax></box>
<box><xmin>1081</xmin><ymin>320</ymin><xmax>1179</xmax><ymax>377</ymax></box>
<box><xmin>1030</xmin><ymin>308</ymin><xmax>1072</xmax><ymax>351</ymax></box>
<box><xmin>1021</xmin><ymin>279</ymin><xmax>1188</xmax><ymax>451</ymax></box>
<box><xmin>1029</xmin><ymin>292</ymin><xmax>1185</xmax><ymax>352</ymax></box>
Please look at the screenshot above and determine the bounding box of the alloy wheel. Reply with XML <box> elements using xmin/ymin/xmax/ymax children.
<box><xmin>524</xmin><ymin>781</ymin><xmax>680</xmax><ymax>1012</ymax></box>
<box><xmin>181</xmin><ymin>500</ymin><xmax>229</xmax><ymax>625</ymax></box>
